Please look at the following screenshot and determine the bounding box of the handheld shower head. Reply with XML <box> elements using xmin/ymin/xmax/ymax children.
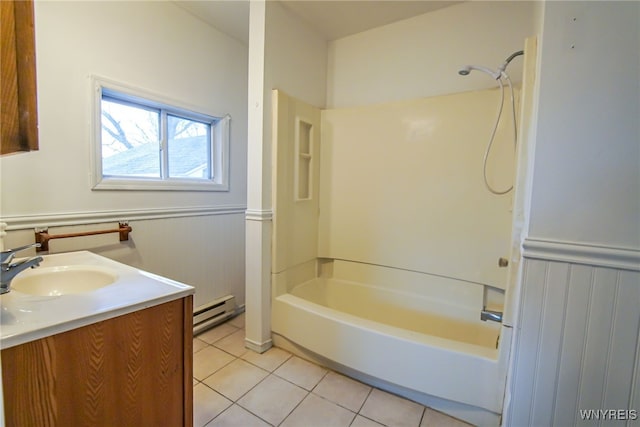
<box><xmin>457</xmin><ymin>65</ymin><xmax>501</xmax><ymax>80</ymax></box>
<box><xmin>457</xmin><ymin>53</ymin><xmax>520</xmax><ymax>195</ymax></box>
<box><xmin>497</xmin><ymin>50</ymin><xmax>524</xmax><ymax>73</ymax></box>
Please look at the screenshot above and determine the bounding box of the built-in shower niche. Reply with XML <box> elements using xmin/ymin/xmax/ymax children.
<box><xmin>295</xmin><ymin>119</ymin><xmax>313</xmax><ymax>200</ymax></box>
<box><xmin>271</xmin><ymin>90</ymin><xmax>321</xmax><ymax>278</ymax></box>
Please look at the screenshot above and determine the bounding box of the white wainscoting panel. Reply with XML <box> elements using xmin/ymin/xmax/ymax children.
<box><xmin>507</xmin><ymin>242</ymin><xmax>640</xmax><ymax>427</ymax></box>
<box><xmin>122</xmin><ymin>214</ymin><xmax>246</xmax><ymax>310</ymax></box>
<box><xmin>2</xmin><ymin>211</ymin><xmax>246</xmax><ymax>311</ymax></box>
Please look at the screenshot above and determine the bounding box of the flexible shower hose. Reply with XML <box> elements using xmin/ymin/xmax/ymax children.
<box><xmin>483</xmin><ymin>72</ymin><xmax>518</xmax><ymax>195</ymax></box>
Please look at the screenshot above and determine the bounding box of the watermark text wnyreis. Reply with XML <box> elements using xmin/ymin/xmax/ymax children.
<box><xmin>579</xmin><ymin>409</ymin><xmax>637</xmax><ymax>421</ymax></box>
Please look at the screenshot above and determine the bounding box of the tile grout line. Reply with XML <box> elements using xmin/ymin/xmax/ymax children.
<box><xmin>196</xmin><ymin>325</ymin><xmax>241</xmax><ymax>346</ymax></box>
<box><xmin>417</xmin><ymin>405</ymin><xmax>426</xmax><ymax>427</ymax></box>
<box><xmin>196</xmin><ymin>336</ymin><xmax>296</xmax><ymax>427</ymax></box>
<box><xmin>357</xmin><ymin>386</ymin><xmax>374</xmax><ymax>414</ymax></box>
<box><xmin>309</xmin><ymin>369</ymin><xmax>330</xmax><ymax>393</ymax></box>
<box><xmin>205</xmin><ymin>361</ymin><xmax>276</xmax><ymax>425</ymax></box>
<box><xmin>241</xmin><ymin>348</ymin><xmax>293</xmax><ymax>373</ymax></box>
<box><xmin>276</xmin><ymin>362</ymin><xmax>348</xmax><ymax>426</ymax></box>
<box><xmin>195</xmin><ymin>354</ymin><xmax>236</xmax><ymax>383</ymax></box>
<box><xmin>350</xmin><ymin>388</ymin><xmax>388</xmax><ymax>427</ymax></box>
<box><xmin>232</xmin><ymin>390</ymin><xmax>279</xmax><ymax>427</ymax></box>
<box><xmin>264</xmin><ymin>369</ymin><xmax>315</xmax><ymax>424</ymax></box>
<box><xmin>307</xmin><ymin>371</ymin><xmax>366</xmax><ymax>416</ymax></box>
<box><xmin>200</xmin><ymin>362</ymin><xmax>268</xmax><ymax>401</ymax></box>
<box><xmin>200</xmin><ymin>314</ymin><xmax>255</xmax><ymax>425</ymax></box>
<box><xmin>275</xmin><ymin>389</ymin><xmax>311</xmax><ymax>427</ymax></box>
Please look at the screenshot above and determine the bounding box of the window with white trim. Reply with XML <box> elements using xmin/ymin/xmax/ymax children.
<box><xmin>92</xmin><ymin>78</ymin><xmax>230</xmax><ymax>191</ymax></box>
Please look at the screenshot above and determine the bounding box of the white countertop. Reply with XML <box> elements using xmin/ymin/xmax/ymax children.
<box><xmin>0</xmin><ymin>251</ymin><xmax>194</xmax><ymax>349</ymax></box>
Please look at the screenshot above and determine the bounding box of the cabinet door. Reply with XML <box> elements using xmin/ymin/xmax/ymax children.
<box><xmin>1</xmin><ymin>0</ymin><xmax>38</xmax><ymax>154</ymax></box>
<box><xmin>2</xmin><ymin>297</ymin><xmax>194</xmax><ymax>427</ymax></box>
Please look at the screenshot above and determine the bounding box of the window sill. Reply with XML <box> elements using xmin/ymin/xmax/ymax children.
<box><xmin>92</xmin><ymin>177</ymin><xmax>229</xmax><ymax>192</ymax></box>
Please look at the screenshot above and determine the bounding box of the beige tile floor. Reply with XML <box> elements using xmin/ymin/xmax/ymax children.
<box><xmin>193</xmin><ymin>313</ymin><xmax>471</xmax><ymax>427</ymax></box>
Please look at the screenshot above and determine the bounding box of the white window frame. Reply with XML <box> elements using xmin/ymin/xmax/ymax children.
<box><xmin>91</xmin><ymin>76</ymin><xmax>230</xmax><ymax>191</ymax></box>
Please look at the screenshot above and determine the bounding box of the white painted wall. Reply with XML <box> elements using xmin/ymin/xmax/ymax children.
<box><xmin>245</xmin><ymin>1</ymin><xmax>327</xmax><ymax>215</ymax></box>
<box><xmin>527</xmin><ymin>1</ymin><xmax>640</xmax><ymax>250</ymax></box>
<box><xmin>1</xmin><ymin>1</ymin><xmax>247</xmax><ymax>215</ymax></box>
<box><xmin>506</xmin><ymin>2</ymin><xmax>640</xmax><ymax>425</ymax></box>
<box><xmin>262</xmin><ymin>1</ymin><xmax>328</xmax><ymax>205</ymax></box>
<box><xmin>327</xmin><ymin>1</ymin><xmax>537</xmax><ymax>108</ymax></box>
<box><xmin>0</xmin><ymin>1</ymin><xmax>248</xmax><ymax>308</ymax></box>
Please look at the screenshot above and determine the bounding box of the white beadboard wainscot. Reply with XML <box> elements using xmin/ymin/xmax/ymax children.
<box><xmin>2</xmin><ymin>207</ymin><xmax>246</xmax><ymax>311</ymax></box>
<box><xmin>506</xmin><ymin>239</ymin><xmax>640</xmax><ymax>426</ymax></box>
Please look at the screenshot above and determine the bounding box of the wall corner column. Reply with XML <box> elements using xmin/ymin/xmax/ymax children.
<box><xmin>245</xmin><ymin>0</ymin><xmax>272</xmax><ymax>353</ymax></box>
<box><xmin>245</xmin><ymin>210</ymin><xmax>273</xmax><ymax>353</ymax></box>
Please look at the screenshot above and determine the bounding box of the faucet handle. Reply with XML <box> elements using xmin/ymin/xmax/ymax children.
<box><xmin>1</xmin><ymin>243</ymin><xmax>41</xmax><ymax>264</ymax></box>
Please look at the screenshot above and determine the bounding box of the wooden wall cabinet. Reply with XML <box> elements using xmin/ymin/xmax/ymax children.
<box><xmin>1</xmin><ymin>0</ymin><xmax>39</xmax><ymax>154</ymax></box>
<box><xmin>2</xmin><ymin>297</ymin><xmax>194</xmax><ymax>427</ymax></box>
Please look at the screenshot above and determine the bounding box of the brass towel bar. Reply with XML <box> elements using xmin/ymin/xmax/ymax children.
<box><xmin>35</xmin><ymin>223</ymin><xmax>132</xmax><ymax>252</ymax></box>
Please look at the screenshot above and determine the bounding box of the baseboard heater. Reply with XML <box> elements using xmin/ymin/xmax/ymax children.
<box><xmin>193</xmin><ymin>295</ymin><xmax>236</xmax><ymax>335</ymax></box>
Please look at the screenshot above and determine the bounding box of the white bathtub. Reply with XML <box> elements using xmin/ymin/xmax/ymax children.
<box><xmin>271</xmin><ymin>260</ymin><xmax>510</xmax><ymax>426</ymax></box>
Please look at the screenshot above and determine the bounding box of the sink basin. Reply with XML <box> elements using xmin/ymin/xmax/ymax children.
<box><xmin>1</xmin><ymin>250</ymin><xmax>194</xmax><ymax>350</ymax></box>
<box><xmin>11</xmin><ymin>265</ymin><xmax>118</xmax><ymax>296</ymax></box>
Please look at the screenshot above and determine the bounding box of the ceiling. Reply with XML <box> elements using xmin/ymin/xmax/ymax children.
<box><xmin>173</xmin><ymin>1</ymin><xmax>460</xmax><ymax>45</ymax></box>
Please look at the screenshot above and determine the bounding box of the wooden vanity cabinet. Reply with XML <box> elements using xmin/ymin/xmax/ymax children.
<box><xmin>1</xmin><ymin>0</ymin><xmax>39</xmax><ymax>154</ymax></box>
<box><xmin>1</xmin><ymin>296</ymin><xmax>193</xmax><ymax>427</ymax></box>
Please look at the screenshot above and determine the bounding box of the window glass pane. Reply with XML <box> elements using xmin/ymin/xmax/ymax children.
<box><xmin>101</xmin><ymin>98</ymin><xmax>160</xmax><ymax>177</ymax></box>
<box><xmin>94</xmin><ymin>82</ymin><xmax>228</xmax><ymax>191</ymax></box>
<box><xmin>167</xmin><ymin>115</ymin><xmax>210</xmax><ymax>179</ymax></box>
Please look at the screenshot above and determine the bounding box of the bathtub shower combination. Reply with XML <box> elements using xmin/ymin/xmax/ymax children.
<box><xmin>270</xmin><ymin>43</ymin><xmax>536</xmax><ymax>426</ymax></box>
<box><xmin>272</xmin><ymin>259</ymin><xmax>508</xmax><ymax>425</ymax></box>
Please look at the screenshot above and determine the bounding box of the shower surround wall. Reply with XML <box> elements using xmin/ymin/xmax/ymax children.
<box><xmin>247</xmin><ymin>0</ymin><xmax>537</xmax><ymax>351</ymax></box>
<box><xmin>247</xmin><ymin>2</ymin><xmax>540</xmax><ymax>424</ymax></box>
<box><xmin>318</xmin><ymin>88</ymin><xmax>518</xmax><ymax>290</ymax></box>
<box><xmin>271</xmin><ymin>78</ymin><xmax>523</xmax><ymax>424</ymax></box>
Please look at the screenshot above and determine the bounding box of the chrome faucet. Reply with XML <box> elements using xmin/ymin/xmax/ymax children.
<box><xmin>1</xmin><ymin>243</ymin><xmax>43</xmax><ymax>294</ymax></box>
<box><xmin>480</xmin><ymin>308</ymin><xmax>503</xmax><ymax>323</ymax></box>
